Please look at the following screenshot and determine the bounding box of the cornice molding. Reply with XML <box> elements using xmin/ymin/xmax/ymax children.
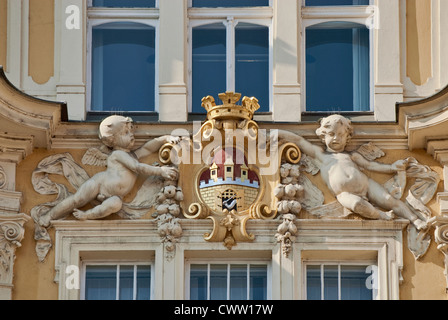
<box><xmin>0</xmin><ymin>67</ymin><xmax>67</xmax><ymax>149</ymax></box>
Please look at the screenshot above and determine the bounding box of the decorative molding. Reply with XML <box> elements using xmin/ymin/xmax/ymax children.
<box><xmin>0</xmin><ymin>167</ymin><xmax>6</xmax><ymax>190</ymax></box>
<box><xmin>0</xmin><ymin>66</ymin><xmax>67</xmax><ymax>149</ymax></box>
<box><xmin>183</xmin><ymin>92</ymin><xmax>301</xmax><ymax>249</ymax></box>
<box><xmin>397</xmin><ymin>83</ymin><xmax>448</xmax><ymax>151</ymax></box>
<box><xmin>431</xmin><ymin>216</ymin><xmax>448</xmax><ymax>292</ymax></box>
<box><xmin>0</xmin><ymin>213</ymin><xmax>30</xmax><ymax>299</ymax></box>
<box><xmin>0</xmin><ymin>133</ymin><xmax>34</xmax><ymax>164</ymax></box>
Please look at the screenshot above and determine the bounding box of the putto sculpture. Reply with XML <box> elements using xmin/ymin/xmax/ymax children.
<box><xmin>279</xmin><ymin>114</ymin><xmax>431</xmax><ymax>231</ymax></box>
<box><xmin>28</xmin><ymin>94</ymin><xmax>440</xmax><ymax>262</ymax></box>
<box><xmin>31</xmin><ymin>115</ymin><xmax>181</xmax><ymax>261</ymax></box>
<box><xmin>37</xmin><ymin>115</ymin><xmax>178</xmax><ymax>227</ymax></box>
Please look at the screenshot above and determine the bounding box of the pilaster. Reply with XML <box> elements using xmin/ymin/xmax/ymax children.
<box><xmin>0</xmin><ymin>134</ymin><xmax>32</xmax><ymax>300</ymax></box>
<box><xmin>272</xmin><ymin>0</ymin><xmax>301</xmax><ymax>122</ymax></box>
<box><xmin>158</xmin><ymin>0</ymin><xmax>188</xmax><ymax>122</ymax></box>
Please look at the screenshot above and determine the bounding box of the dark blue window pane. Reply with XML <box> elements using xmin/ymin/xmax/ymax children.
<box><xmin>85</xmin><ymin>265</ymin><xmax>117</xmax><ymax>300</ymax></box>
<box><xmin>93</xmin><ymin>0</ymin><xmax>155</xmax><ymax>7</ymax></box>
<box><xmin>306</xmin><ymin>0</ymin><xmax>369</xmax><ymax>6</ymax></box>
<box><xmin>190</xmin><ymin>264</ymin><xmax>208</xmax><ymax>300</ymax></box>
<box><xmin>306</xmin><ymin>23</ymin><xmax>370</xmax><ymax>112</ymax></box>
<box><xmin>192</xmin><ymin>23</ymin><xmax>226</xmax><ymax>113</ymax></box>
<box><xmin>119</xmin><ymin>265</ymin><xmax>134</xmax><ymax>300</ymax></box>
<box><xmin>193</xmin><ymin>0</ymin><xmax>268</xmax><ymax>7</ymax></box>
<box><xmin>249</xmin><ymin>265</ymin><xmax>267</xmax><ymax>300</ymax></box>
<box><xmin>210</xmin><ymin>265</ymin><xmax>227</xmax><ymax>300</ymax></box>
<box><xmin>136</xmin><ymin>265</ymin><xmax>151</xmax><ymax>300</ymax></box>
<box><xmin>235</xmin><ymin>23</ymin><xmax>269</xmax><ymax>112</ymax></box>
<box><xmin>323</xmin><ymin>265</ymin><xmax>338</xmax><ymax>300</ymax></box>
<box><xmin>230</xmin><ymin>265</ymin><xmax>247</xmax><ymax>300</ymax></box>
<box><xmin>306</xmin><ymin>265</ymin><xmax>321</xmax><ymax>300</ymax></box>
<box><xmin>341</xmin><ymin>266</ymin><xmax>372</xmax><ymax>300</ymax></box>
<box><xmin>91</xmin><ymin>22</ymin><xmax>155</xmax><ymax>112</ymax></box>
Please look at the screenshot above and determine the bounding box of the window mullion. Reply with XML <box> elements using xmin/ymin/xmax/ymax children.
<box><xmin>227</xmin><ymin>264</ymin><xmax>231</xmax><ymax>300</ymax></box>
<box><xmin>338</xmin><ymin>265</ymin><xmax>341</xmax><ymax>300</ymax></box>
<box><xmin>207</xmin><ymin>264</ymin><xmax>211</xmax><ymax>301</ymax></box>
<box><xmin>133</xmin><ymin>265</ymin><xmax>137</xmax><ymax>301</ymax></box>
<box><xmin>225</xmin><ymin>17</ymin><xmax>236</xmax><ymax>92</ymax></box>
<box><xmin>320</xmin><ymin>264</ymin><xmax>324</xmax><ymax>300</ymax></box>
<box><xmin>247</xmin><ymin>264</ymin><xmax>250</xmax><ymax>300</ymax></box>
<box><xmin>116</xmin><ymin>265</ymin><xmax>120</xmax><ymax>301</ymax></box>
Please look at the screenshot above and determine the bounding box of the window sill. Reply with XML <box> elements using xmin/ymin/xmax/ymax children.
<box><xmin>301</xmin><ymin>111</ymin><xmax>375</xmax><ymax>122</ymax></box>
<box><xmin>86</xmin><ymin>111</ymin><xmax>159</xmax><ymax>123</ymax></box>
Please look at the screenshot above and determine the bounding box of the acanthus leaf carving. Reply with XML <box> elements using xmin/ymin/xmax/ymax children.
<box><xmin>0</xmin><ymin>214</ymin><xmax>29</xmax><ymax>286</ymax></box>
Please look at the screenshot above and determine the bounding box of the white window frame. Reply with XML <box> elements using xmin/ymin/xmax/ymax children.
<box><xmin>303</xmin><ymin>261</ymin><xmax>378</xmax><ymax>300</ymax></box>
<box><xmin>294</xmin><ymin>219</ymin><xmax>408</xmax><ymax>300</ymax></box>
<box><xmin>80</xmin><ymin>261</ymin><xmax>155</xmax><ymax>300</ymax></box>
<box><xmin>301</xmin><ymin>0</ymin><xmax>375</xmax><ymax>113</ymax></box>
<box><xmin>185</xmin><ymin>259</ymin><xmax>272</xmax><ymax>300</ymax></box>
<box><xmin>86</xmin><ymin>0</ymin><xmax>160</xmax><ymax>113</ymax></box>
<box><xmin>187</xmin><ymin>0</ymin><xmax>273</xmax><ymax>113</ymax></box>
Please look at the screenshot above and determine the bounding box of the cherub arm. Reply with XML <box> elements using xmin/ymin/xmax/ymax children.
<box><xmin>277</xmin><ymin>129</ymin><xmax>324</xmax><ymax>161</ymax></box>
<box><xmin>134</xmin><ymin>135</ymin><xmax>180</xmax><ymax>159</ymax></box>
<box><xmin>351</xmin><ymin>152</ymin><xmax>407</xmax><ymax>173</ymax></box>
<box><xmin>114</xmin><ymin>151</ymin><xmax>178</xmax><ymax>180</ymax></box>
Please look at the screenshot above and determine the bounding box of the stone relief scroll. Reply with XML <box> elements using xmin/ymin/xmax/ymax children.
<box><xmin>30</xmin><ymin>115</ymin><xmax>182</xmax><ymax>261</ymax></box>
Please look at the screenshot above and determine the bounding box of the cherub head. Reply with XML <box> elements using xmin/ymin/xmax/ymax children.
<box><xmin>99</xmin><ymin>115</ymin><xmax>135</xmax><ymax>150</ymax></box>
<box><xmin>315</xmin><ymin>115</ymin><xmax>353</xmax><ymax>153</ymax></box>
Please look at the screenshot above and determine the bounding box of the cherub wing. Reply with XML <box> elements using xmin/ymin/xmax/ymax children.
<box><xmin>82</xmin><ymin>145</ymin><xmax>111</xmax><ymax>167</ymax></box>
<box><xmin>355</xmin><ymin>142</ymin><xmax>385</xmax><ymax>161</ymax></box>
<box><xmin>299</xmin><ymin>154</ymin><xmax>320</xmax><ymax>175</ymax></box>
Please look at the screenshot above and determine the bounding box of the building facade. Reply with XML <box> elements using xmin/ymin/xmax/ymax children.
<box><xmin>1</xmin><ymin>0</ymin><xmax>448</xmax><ymax>300</ymax></box>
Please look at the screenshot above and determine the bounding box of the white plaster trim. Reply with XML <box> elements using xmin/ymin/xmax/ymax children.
<box><xmin>53</xmin><ymin>218</ymin><xmax>407</xmax><ymax>300</ymax></box>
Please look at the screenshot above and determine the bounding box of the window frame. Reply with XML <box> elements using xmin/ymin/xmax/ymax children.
<box><xmin>301</xmin><ymin>1</ymin><xmax>375</xmax><ymax>113</ymax></box>
<box><xmin>80</xmin><ymin>261</ymin><xmax>155</xmax><ymax>300</ymax></box>
<box><xmin>187</xmin><ymin>0</ymin><xmax>274</xmax><ymax>113</ymax></box>
<box><xmin>185</xmin><ymin>259</ymin><xmax>272</xmax><ymax>300</ymax></box>
<box><xmin>86</xmin><ymin>0</ymin><xmax>160</xmax><ymax>113</ymax></box>
<box><xmin>303</xmin><ymin>261</ymin><xmax>378</xmax><ymax>300</ymax></box>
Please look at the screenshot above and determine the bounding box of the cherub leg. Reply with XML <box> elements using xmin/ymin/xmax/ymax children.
<box><xmin>73</xmin><ymin>196</ymin><xmax>122</xmax><ymax>221</ymax></box>
<box><xmin>39</xmin><ymin>179</ymin><xmax>99</xmax><ymax>227</ymax></box>
<box><xmin>367</xmin><ymin>179</ymin><xmax>427</xmax><ymax>230</ymax></box>
<box><xmin>337</xmin><ymin>192</ymin><xmax>393</xmax><ymax>220</ymax></box>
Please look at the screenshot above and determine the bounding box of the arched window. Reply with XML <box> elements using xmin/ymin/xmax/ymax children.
<box><xmin>189</xmin><ymin>1</ymin><xmax>272</xmax><ymax>113</ymax></box>
<box><xmin>87</xmin><ymin>1</ymin><xmax>158</xmax><ymax>113</ymax></box>
<box><xmin>302</xmin><ymin>0</ymin><xmax>375</xmax><ymax>114</ymax></box>
<box><xmin>305</xmin><ymin>21</ymin><xmax>370</xmax><ymax>112</ymax></box>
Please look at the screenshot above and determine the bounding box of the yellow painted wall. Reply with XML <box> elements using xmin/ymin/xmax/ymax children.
<box><xmin>0</xmin><ymin>0</ymin><xmax>7</xmax><ymax>71</ymax></box>
<box><xmin>28</xmin><ymin>0</ymin><xmax>54</xmax><ymax>84</ymax></box>
<box><xmin>11</xmin><ymin>146</ymin><xmax>448</xmax><ymax>300</ymax></box>
<box><xmin>406</xmin><ymin>0</ymin><xmax>432</xmax><ymax>85</ymax></box>
<box><xmin>6</xmin><ymin>0</ymin><xmax>448</xmax><ymax>300</ymax></box>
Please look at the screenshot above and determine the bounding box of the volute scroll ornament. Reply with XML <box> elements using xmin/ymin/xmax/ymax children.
<box><xmin>0</xmin><ymin>213</ymin><xmax>29</xmax><ymax>286</ymax></box>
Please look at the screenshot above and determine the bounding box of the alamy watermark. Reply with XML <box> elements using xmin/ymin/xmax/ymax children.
<box><xmin>65</xmin><ymin>5</ymin><xmax>80</xmax><ymax>30</ymax></box>
<box><xmin>168</xmin><ymin>122</ymin><xmax>281</xmax><ymax>176</ymax></box>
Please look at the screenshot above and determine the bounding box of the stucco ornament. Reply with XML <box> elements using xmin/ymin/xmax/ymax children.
<box><xmin>31</xmin><ymin>115</ymin><xmax>181</xmax><ymax>261</ymax></box>
<box><xmin>279</xmin><ymin>114</ymin><xmax>440</xmax><ymax>259</ymax></box>
<box><xmin>152</xmin><ymin>178</ymin><xmax>184</xmax><ymax>260</ymax></box>
<box><xmin>183</xmin><ymin>92</ymin><xmax>301</xmax><ymax>249</ymax></box>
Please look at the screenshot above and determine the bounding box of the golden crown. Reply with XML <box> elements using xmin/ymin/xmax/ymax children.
<box><xmin>201</xmin><ymin>92</ymin><xmax>260</xmax><ymax>121</ymax></box>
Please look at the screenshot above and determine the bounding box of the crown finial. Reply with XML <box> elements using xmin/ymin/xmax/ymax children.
<box><xmin>201</xmin><ymin>91</ymin><xmax>260</xmax><ymax>121</ymax></box>
<box><xmin>201</xmin><ymin>95</ymin><xmax>216</xmax><ymax>113</ymax></box>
